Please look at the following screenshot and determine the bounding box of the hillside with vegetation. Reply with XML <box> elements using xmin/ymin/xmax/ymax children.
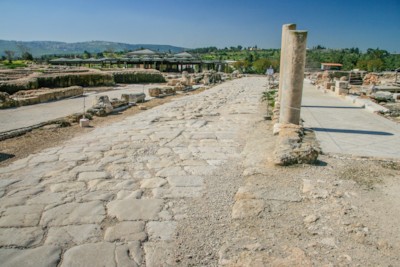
<box><xmin>1</xmin><ymin>41</ymin><xmax>399</xmax><ymax>73</ymax></box>
<box><xmin>0</xmin><ymin>40</ymin><xmax>185</xmax><ymax>57</ymax></box>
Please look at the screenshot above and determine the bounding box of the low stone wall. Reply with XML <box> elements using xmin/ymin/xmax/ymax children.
<box><xmin>0</xmin><ymin>70</ymin><xmax>165</xmax><ymax>94</ymax></box>
<box><xmin>37</xmin><ymin>72</ymin><xmax>115</xmax><ymax>88</ymax></box>
<box><xmin>112</xmin><ymin>70</ymin><xmax>165</xmax><ymax>84</ymax></box>
<box><xmin>0</xmin><ymin>78</ymin><xmax>39</xmax><ymax>94</ymax></box>
<box><xmin>12</xmin><ymin>86</ymin><xmax>84</xmax><ymax>106</ymax></box>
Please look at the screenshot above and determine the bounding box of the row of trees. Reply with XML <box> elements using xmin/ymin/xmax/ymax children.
<box><xmin>198</xmin><ymin>46</ymin><xmax>399</xmax><ymax>74</ymax></box>
<box><xmin>3</xmin><ymin>45</ymin><xmax>399</xmax><ymax>73</ymax></box>
<box><xmin>306</xmin><ymin>47</ymin><xmax>399</xmax><ymax>72</ymax></box>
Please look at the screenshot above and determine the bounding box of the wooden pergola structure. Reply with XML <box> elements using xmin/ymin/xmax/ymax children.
<box><xmin>49</xmin><ymin>49</ymin><xmax>226</xmax><ymax>73</ymax></box>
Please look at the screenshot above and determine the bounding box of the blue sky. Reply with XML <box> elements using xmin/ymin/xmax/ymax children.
<box><xmin>0</xmin><ymin>0</ymin><xmax>399</xmax><ymax>52</ymax></box>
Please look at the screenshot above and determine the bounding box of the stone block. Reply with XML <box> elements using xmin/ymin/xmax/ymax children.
<box><xmin>104</xmin><ymin>221</ymin><xmax>146</xmax><ymax>242</ymax></box>
<box><xmin>79</xmin><ymin>118</ymin><xmax>90</xmax><ymax>127</ymax></box>
<box><xmin>0</xmin><ymin>246</ymin><xmax>61</xmax><ymax>267</ymax></box>
<box><xmin>107</xmin><ymin>199</ymin><xmax>164</xmax><ymax>220</ymax></box>
<box><xmin>61</xmin><ymin>242</ymin><xmax>116</xmax><ymax>267</ymax></box>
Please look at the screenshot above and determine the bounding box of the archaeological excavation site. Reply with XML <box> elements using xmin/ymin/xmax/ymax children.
<box><xmin>0</xmin><ymin>17</ymin><xmax>400</xmax><ymax>267</ymax></box>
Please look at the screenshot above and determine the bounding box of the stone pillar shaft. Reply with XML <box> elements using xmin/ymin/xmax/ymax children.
<box><xmin>279</xmin><ymin>30</ymin><xmax>308</xmax><ymax>125</ymax></box>
<box><xmin>278</xmin><ymin>24</ymin><xmax>296</xmax><ymax>102</ymax></box>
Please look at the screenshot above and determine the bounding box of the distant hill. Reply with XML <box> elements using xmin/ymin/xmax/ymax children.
<box><xmin>0</xmin><ymin>40</ymin><xmax>186</xmax><ymax>57</ymax></box>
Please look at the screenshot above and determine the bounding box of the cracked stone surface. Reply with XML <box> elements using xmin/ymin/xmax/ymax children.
<box><xmin>0</xmin><ymin>77</ymin><xmax>292</xmax><ymax>266</ymax></box>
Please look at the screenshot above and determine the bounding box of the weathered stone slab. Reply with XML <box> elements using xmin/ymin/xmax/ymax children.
<box><xmin>190</xmin><ymin>132</ymin><xmax>217</xmax><ymax>140</ymax></box>
<box><xmin>140</xmin><ymin>178</ymin><xmax>167</xmax><ymax>189</ymax></box>
<box><xmin>40</xmin><ymin>201</ymin><xmax>105</xmax><ymax>226</ymax></box>
<box><xmin>232</xmin><ymin>199</ymin><xmax>266</xmax><ymax>219</ymax></box>
<box><xmin>26</xmin><ymin>192</ymin><xmax>66</xmax><ymax>205</ymax></box>
<box><xmin>153</xmin><ymin>187</ymin><xmax>203</xmax><ymax>199</ymax></box>
<box><xmin>107</xmin><ymin>199</ymin><xmax>164</xmax><ymax>221</ymax></box>
<box><xmin>0</xmin><ymin>246</ymin><xmax>61</xmax><ymax>267</ymax></box>
<box><xmin>104</xmin><ymin>221</ymin><xmax>146</xmax><ymax>242</ymax></box>
<box><xmin>116</xmin><ymin>189</ymin><xmax>143</xmax><ymax>200</ymax></box>
<box><xmin>77</xmin><ymin>171</ymin><xmax>109</xmax><ymax>181</ymax></box>
<box><xmin>147</xmin><ymin>221</ymin><xmax>177</xmax><ymax>241</ymax></box>
<box><xmin>0</xmin><ymin>195</ymin><xmax>27</xmax><ymax>208</ymax></box>
<box><xmin>61</xmin><ymin>242</ymin><xmax>115</xmax><ymax>267</ymax></box>
<box><xmin>59</xmin><ymin>153</ymin><xmax>87</xmax><ymax>162</ymax></box>
<box><xmin>0</xmin><ymin>179</ymin><xmax>19</xmax><ymax>189</ymax></box>
<box><xmin>76</xmin><ymin>191</ymin><xmax>114</xmax><ymax>202</ymax></box>
<box><xmin>45</xmin><ymin>224</ymin><xmax>101</xmax><ymax>246</ymax></box>
<box><xmin>87</xmin><ymin>179</ymin><xmax>138</xmax><ymax>191</ymax></box>
<box><xmin>0</xmin><ymin>227</ymin><xmax>44</xmax><ymax>247</ymax></box>
<box><xmin>167</xmin><ymin>176</ymin><xmax>204</xmax><ymax>187</ymax></box>
<box><xmin>155</xmin><ymin>166</ymin><xmax>186</xmax><ymax>177</ymax></box>
<box><xmin>0</xmin><ymin>205</ymin><xmax>43</xmax><ymax>227</ymax></box>
<box><xmin>144</xmin><ymin>242</ymin><xmax>175</xmax><ymax>267</ymax></box>
<box><xmin>235</xmin><ymin>186</ymin><xmax>302</xmax><ymax>202</ymax></box>
<box><xmin>29</xmin><ymin>154</ymin><xmax>59</xmax><ymax>165</ymax></box>
<box><xmin>49</xmin><ymin>182</ymin><xmax>86</xmax><ymax>193</ymax></box>
<box><xmin>115</xmin><ymin>242</ymin><xmax>142</xmax><ymax>267</ymax></box>
<box><xmin>183</xmin><ymin>165</ymin><xmax>216</xmax><ymax>176</ymax></box>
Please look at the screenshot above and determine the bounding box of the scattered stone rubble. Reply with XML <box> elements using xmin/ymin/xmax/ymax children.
<box><xmin>87</xmin><ymin>95</ymin><xmax>114</xmax><ymax>116</ymax></box>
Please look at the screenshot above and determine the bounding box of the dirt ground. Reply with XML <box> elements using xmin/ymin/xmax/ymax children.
<box><xmin>173</xmin><ymin>119</ymin><xmax>400</xmax><ymax>266</ymax></box>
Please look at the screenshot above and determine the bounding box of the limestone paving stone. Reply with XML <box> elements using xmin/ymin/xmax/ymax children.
<box><xmin>116</xmin><ymin>189</ymin><xmax>143</xmax><ymax>200</ymax></box>
<box><xmin>0</xmin><ymin>205</ymin><xmax>43</xmax><ymax>227</ymax></box>
<box><xmin>45</xmin><ymin>224</ymin><xmax>102</xmax><ymax>246</ymax></box>
<box><xmin>28</xmin><ymin>154</ymin><xmax>59</xmax><ymax>166</ymax></box>
<box><xmin>59</xmin><ymin>153</ymin><xmax>88</xmax><ymax>162</ymax></box>
<box><xmin>167</xmin><ymin>176</ymin><xmax>204</xmax><ymax>187</ymax></box>
<box><xmin>49</xmin><ymin>182</ymin><xmax>86</xmax><ymax>193</ymax></box>
<box><xmin>184</xmin><ymin>165</ymin><xmax>217</xmax><ymax>176</ymax></box>
<box><xmin>0</xmin><ymin>179</ymin><xmax>19</xmax><ymax>189</ymax></box>
<box><xmin>0</xmin><ymin>245</ymin><xmax>61</xmax><ymax>267</ymax></box>
<box><xmin>147</xmin><ymin>221</ymin><xmax>177</xmax><ymax>241</ymax></box>
<box><xmin>115</xmin><ymin>242</ymin><xmax>142</xmax><ymax>267</ymax></box>
<box><xmin>156</xmin><ymin>166</ymin><xmax>186</xmax><ymax>177</ymax></box>
<box><xmin>104</xmin><ymin>221</ymin><xmax>147</xmax><ymax>242</ymax></box>
<box><xmin>133</xmin><ymin>170</ymin><xmax>152</xmax><ymax>179</ymax></box>
<box><xmin>75</xmin><ymin>191</ymin><xmax>114</xmax><ymax>202</ymax></box>
<box><xmin>61</xmin><ymin>242</ymin><xmax>116</xmax><ymax>267</ymax></box>
<box><xmin>6</xmin><ymin>186</ymin><xmax>44</xmax><ymax>198</ymax></box>
<box><xmin>87</xmin><ymin>179</ymin><xmax>138</xmax><ymax>191</ymax></box>
<box><xmin>77</xmin><ymin>171</ymin><xmax>109</xmax><ymax>181</ymax></box>
<box><xmin>26</xmin><ymin>192</ymin><xmax>66</xmax><ymax>205</ymax></box>
<box><xmin>144</xmin><ymin>241</ymin><xmax>175</xmax><ymax>267</ymax></box>
<box><xmin>107</xmin><ymin>199</ymin><xmax>164</xmax><ymax>221</ymax></box>
<box><xmin>0</xmin><ymin>227</ymin><xmax>44</xmax><ymax>247</ymax></box>
<box><xmin>235</xmin><ymin>185</ymin><xmax>302</xmax><ymax>202</ymax></box>
<box><xmin>0</xmin><ymin>195</ymin><xmax>27</xmax><ymax>208</ymax></box>
<box><xmin>232</xmin><ymin>199</ymin><xmax>266</xmax><ymax>219</ymax></box>
<box><xmin>153</xmin><ymin>187</ymin><xmax>203</xmax><ymax>199</ymax></box>
<box><xmin>140</xmin><ymin>178</ymin><xmax>167</xmax><ymax>189</ymax></box>
<box><xmin>40</xmin><ymin>201</ymin><xmax>105</xmax><ymax>226</ymax></box>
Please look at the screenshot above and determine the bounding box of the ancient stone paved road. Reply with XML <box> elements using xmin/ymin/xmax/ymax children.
<box><xmin>0</xmin><ymin>77</ymin><xmax>266</xmax><ymax>266</ymax></box>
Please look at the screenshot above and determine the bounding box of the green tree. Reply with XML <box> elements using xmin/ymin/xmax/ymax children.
<box><xmin>21</xmin><ymin>52</ymin><xmax>33</xmax><ymax>61</ymax></box>
<box><xmin>4</xmin><ymin>50</ymin><xmax>15</xmax><ymax>63</ymax></box>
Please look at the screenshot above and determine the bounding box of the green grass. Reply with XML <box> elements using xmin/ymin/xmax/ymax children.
<box><xmin>0</xmin><ymin>60</ymin><xmax>29</xmax><ymax>69</ymax></box>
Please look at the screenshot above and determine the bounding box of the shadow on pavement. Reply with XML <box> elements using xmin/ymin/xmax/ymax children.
<box><xmin>302</xmin><ymin>105</ymin><xmax>364</xmax><ymax>109</ymax></box>
<box><xmin>0</xmin><ymin>153</ymin><xmax>15</xmax><ymax>162</ymax></box>
<box><xmin>310</xmin><ymin>127</ymin><xmax>394</xmax><ymax>136</ymax></box>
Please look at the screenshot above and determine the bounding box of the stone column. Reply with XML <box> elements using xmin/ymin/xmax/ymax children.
<box><xmin>277</xmin><ymin>24</ymin><xmax>297</xmax><ymax>105</ymax></box>
<box><xmin>279</xmin><ymin>30</ymin><xmax>308</xmax><ymax>125</ymax></box>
